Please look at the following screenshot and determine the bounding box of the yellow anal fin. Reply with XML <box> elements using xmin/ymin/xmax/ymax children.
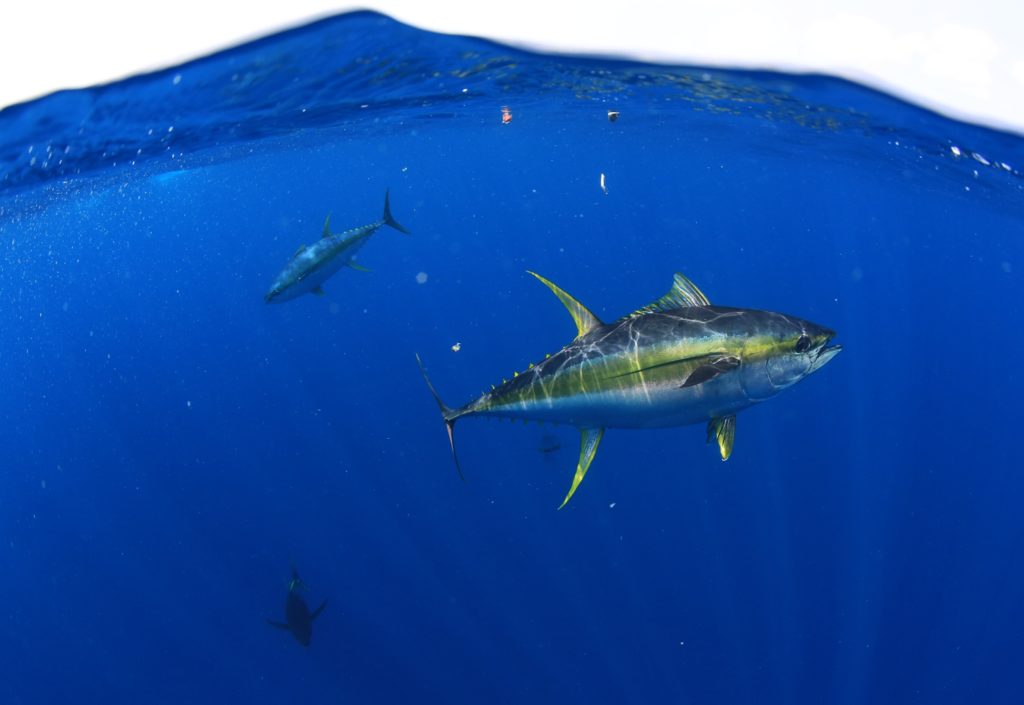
<box><xmin>706</xmin><ymin>415</ymin><xmax>736</xmax><ymax>461</ymax></box>
<box><xmin>558</xmin><ymin>427</ymin><xmax>604</xmax><ymax>509</ymax></box>
<box><xmin>527</xmin><ymin>271</ymin><xmax>603</xmax><ymax>339</ymax></box>
<box><xmin>311</xmin><ymin>285</ymin><xmax>325</xmax><ymax>296</ymax></box>
<box><xmin>348</xmin><ymin>260</ymin><xmax>371</xmax><ymax>272</ymax></box>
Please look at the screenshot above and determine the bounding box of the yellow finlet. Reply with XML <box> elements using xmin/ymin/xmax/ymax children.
<box><xmin>527</xmin><ymin>271</ymin><xmax>603</xmax><ymax>339</ymax></box>
<box><xmin>558</xmin><ymin>427</ymin><xmax>605</xmax><ymax>509</ymax></box>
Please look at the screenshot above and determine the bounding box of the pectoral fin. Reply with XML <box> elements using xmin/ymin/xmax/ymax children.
<box><xmin>558</xmin><ymin>428</ymin><xmax>604</xmax><ymax>509</ymax></box>
<box><xmin>706</xmin><ymin>416</ymin><xmax>736</xmax><ymax>461</ymax></box>
<box><xmin>348</xmin><ymin>261</ymin><xmax>371</xmax><ymax>272</ymax></box>
<box><xmin>311</xmin><ymin>286</ymin><xmax>325</xmax><ymax>296</ymax></box>
<box><xmin>311</xmin><ymin>600</ymin><xmax>328</xmax><ymax>621</ymax></box>
<box><xmin>267</xmin><ymin>619</ymin><xmax>290</xmax><ymax>630</ymax></box>
<box><xmin>680</xmin><ymin>356</ymin><xmax>740</xmax><ymax>388</ymax></box>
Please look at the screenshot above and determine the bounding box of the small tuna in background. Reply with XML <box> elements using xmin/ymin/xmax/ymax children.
<box><xmin>265</xmin><ymin>190</ymin><xmax>409</xmax><ymax>303</ymax></box>
<box><xmin>267</xmin><ymin>567</ymin><xmax>327</xmax><ymax>647</ymax></box>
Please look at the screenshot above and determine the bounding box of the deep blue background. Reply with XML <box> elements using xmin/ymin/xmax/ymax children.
<box><xmin>2</xmin><ymin>12</ymin><xmax>1023</xmax><ymax>705</ymax></box>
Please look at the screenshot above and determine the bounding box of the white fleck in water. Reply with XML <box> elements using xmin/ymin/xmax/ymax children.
<box><xmin>167</xmin><ymin>126</ymin><xmax>174</xmax><ymax>133</ymax></box>
<box><xmin>609</xmin><ymin>502</ymin><xmax>616</xmax><ymax>509</ymax></box>
<box><xmin>1001</xmin><ymin>261</ymin><xmax>1012</xmax><ymax>274</ymax></box>
<box><xmin>415</xmin><ymin>271</ymin><xmax>428</xmax><ymax>284</ymax></box>
<box><xmin>172</xmin><ymin>74</ymin><xmax>182</xmax><ymax>85</ymax></box>
<box><xmin>950</xmin><ymin>145</ymin><xmax>962</xmax><ymax>157</ymax></box>
<box><xmin>186</xmin><ymin>400</ymin><xmax>192</xmax><ymax>408</ymax></box>
<box><xmin>41</xmin><ymin>480</ymin><xmax>46</xmax><ymax>489</ymax></box>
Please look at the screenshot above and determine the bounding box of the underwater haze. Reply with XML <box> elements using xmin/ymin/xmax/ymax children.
<box><xmin>2</xmin><ymin>10</ymin><xmax>1023</xmax><ymax>705</ymax></box>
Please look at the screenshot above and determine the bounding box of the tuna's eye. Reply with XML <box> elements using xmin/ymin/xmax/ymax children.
<box><xmin>795</xmin><ymin>335</ymin><xmax>812</xmax><ymax>353</ymax></box>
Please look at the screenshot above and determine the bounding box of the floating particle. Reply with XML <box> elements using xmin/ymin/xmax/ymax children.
<box><xmin>950</xmin><ymin>145</ymin><xmax>962</xmax><ymax>157</ymax></box>
<box><xmin>600</xmin><ymin>173</ymin><xmax>608</xmax><ymax>195</ymax></box>
<box><xmin>172</xmin><ymin>74</ymin><xmax>182</xmax><ymax>85</ymax></box>
<box><xmin>41</xmin><ymin>480</ymin><xmax>46</xmax><ymax>489</ymax></box>
<box><xmin>607</xmin><ymin>110</ymin><xmax>620</xmax><ymax>122</ymax></box>
<box><xmin>451</xmin><ymin>342</ymin><xmax>462</xmax><ymax>352</ymax></box>
<box><xmin>186</xmin><ymin>400</ymin><xmax>192</xmax><ymax>408</ymax></box>
<box><xmin>609</xmin><ymin>502</ymin><xmax>616</xmax><ymax>509</ymax></box>
<box><xmin>501</xmin><ymin>106</ymin><xmax>512</xmax><ymax>124</ymax></box>
<box><xmin>415</xmin><ymin>271</ymin><xmax>428</xmax><ymax>284</ymax></box>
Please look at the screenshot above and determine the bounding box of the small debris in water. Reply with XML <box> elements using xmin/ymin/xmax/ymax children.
<box><xmin>600</xmin><ymin>173</ymin><xmax>608</xmax><ymax>195</ymax></box>
<box><xmin>415</xmin><ymin>271</ymin><xmax>428</xmax><ymax>284</ymax></box>
<box><xmin>607</xmin><ymin>110</ymin><xmax>620</xmax><ymax>122</ymax></box>
<box><xmin>501</xmin><ymin>106</ymin><xmax>512</xmax><ymax>124</ymax></box>
<box><xmin>451</xmin><ymin>342</ymin><xmax>462</xmax><ymax>352</ymax></box>
<box><xmin>609</xmin><ymin>502</ymin><xmax>616</xmax><ymax>509</ymax></box>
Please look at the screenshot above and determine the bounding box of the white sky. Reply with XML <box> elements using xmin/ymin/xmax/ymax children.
<box><xmin>3</xmin><ymin>0</ymin><xmax>1023</xmax><ymax>134</ymax></box>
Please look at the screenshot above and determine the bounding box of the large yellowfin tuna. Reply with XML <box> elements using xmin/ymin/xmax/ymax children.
<box><xmin>417</xmin><ymin>271</ymin><xmax>841</xmax><ymax>508</ymax></box>
<box><xmin>265</xmin><ymin>190</ymin><xmax>408</xmax><ymax>303</ymax></box>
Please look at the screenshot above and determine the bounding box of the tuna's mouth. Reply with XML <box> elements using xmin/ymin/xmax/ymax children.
<box><xmin>810</xmin><ymin>336</ymin><xmax>842</xmax><ymax>372</ymax></box>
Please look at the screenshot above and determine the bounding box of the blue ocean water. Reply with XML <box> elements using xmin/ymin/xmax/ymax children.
<box><xmin>2</xmin><ymin>10</ymin><xmax>1023</xmax><ymax>704</ymax></box>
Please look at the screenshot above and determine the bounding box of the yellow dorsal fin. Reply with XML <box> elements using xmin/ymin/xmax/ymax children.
<box><xmin>558</xmin><ymin>427</ymin><xmax>605</xmax><ymax>509</ymax></box>
<box><xmin>527</xmin><ymin>271</ymin><xmax>603</xmax><ymax>338</ymax></box>
<box><xmin>628</xmin><ymin>272</ymin><xmax>711</xmax><ymax>319</ymax></box>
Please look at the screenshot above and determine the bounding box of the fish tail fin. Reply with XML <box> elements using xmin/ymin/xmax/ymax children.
<box><xmin>415</xmin><ymin>353</ymin><xmax>466</xmax><ymax>482</ymax></box>
<box><xmin>382</xmin><ymin>189</ymin><xmax>410</xmax><ymax>234</ymax></box>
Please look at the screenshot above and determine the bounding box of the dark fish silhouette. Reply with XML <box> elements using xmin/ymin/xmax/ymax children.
<box><xmin>539</xmin><ymin>434</ymin><xmax>562</xmax><ymax>458</ymax></box>
<box><xmin>267</xmin><ymin>568</ymin><xmax>327</xmax><ymax>646</ymax></box>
